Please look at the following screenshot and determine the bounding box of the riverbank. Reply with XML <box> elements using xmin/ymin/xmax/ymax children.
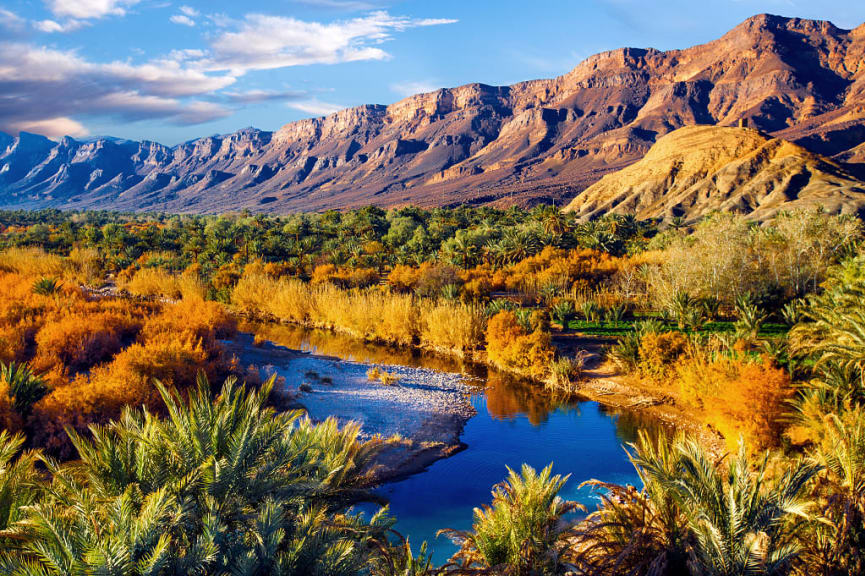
<box><xmin>85</xmin><ymin>282</ymin><xmax>723</xmax><ymax>458</ymax></box>
<box><xmin>553</xmin><ymin>332</ymin><xmax>726</xmax><ymax>455</ymax></box>
<box><xmin>223</xmin><ymin>333</ymin><xmax>477</xmax><ymax>484</ymax></box>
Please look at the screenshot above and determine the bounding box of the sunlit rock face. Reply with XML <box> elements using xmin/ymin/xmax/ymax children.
<box><xmin>1</xmin><ymin>14</ymin><xmax>865</xmax><ymax>214</ymax></box>
<box><xmin>564</xmin><ymin>125</ymin><xmax>865</xmax><ymax>222</ymax></box>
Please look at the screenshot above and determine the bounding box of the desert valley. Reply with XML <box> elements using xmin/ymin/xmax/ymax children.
<box><xmin>1</xmin><ymin>6</ymin><xmax>865</xmax><ymax>576</ymax></box>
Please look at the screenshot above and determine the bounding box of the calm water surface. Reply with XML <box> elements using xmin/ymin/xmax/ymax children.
<box><xmin>242</xmin><ymin>321</ymin><xmax>655</xmax><ymax>563</ymax></box>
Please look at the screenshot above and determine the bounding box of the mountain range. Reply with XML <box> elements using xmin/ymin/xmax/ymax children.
<box><xmin>1</xmin><ymin>13</ymin><xmax>865</xmax><ymax>216</ymax></box>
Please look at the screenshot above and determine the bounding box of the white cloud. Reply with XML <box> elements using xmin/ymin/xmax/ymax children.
<box><xmin>0</xmin><ymin>8</ymin><xmax>24</xmax><ymax>29</ymax></box>
<box><xmin>0</xmin><ymin>42</ymin><xmax>236</xmax><ymax>136</ymax></box>
<box><xmin>46</xmin><ymin>0</ymin><xmax>141</xmax><ymax>20</ymax></box>
<box><xmin>171</xmin><ymin>5</ymin><xmax>198</xmax><ymax>26</ymax></box>
<box><xmin>225</xmin><ymin>89</ymin><xmax>308</xmax><ymax>104</ymax></box>
<box><xmin>170</xmin><ymin>14</ymin><xmax>195</xmax><ymax>26</ymax></box>
<box><xmin>5</xmin><ymin>117</ymin><xmax>89</xmax><ymax>139</ymax></box>
<box><xmin>390</xmin><ymin>80</ymin><xmax>440</xmax><ymax>98</ymax></box>
<box><xmin>4</xmin><ymin>9</ymin><xmax>456</xmax><ymax>137</ymax></box>
<box><xmin>287</xmin><ymin>99</ymin><xmax>345</xmax><ymax>116</ymax></box>
<box><xmin>34</xmin><ymin>18</ymin><xmax>87</xmax><ymax>33</ymax></box>
<box><xmin>292</xmin><ymin>0</ymin><xmax>384</xmax><ymax>9</ymax></box>
<box><xmin>201</xmin><ymin>11</ymin><xmax>457</xmax><ymax>74</ymax></box>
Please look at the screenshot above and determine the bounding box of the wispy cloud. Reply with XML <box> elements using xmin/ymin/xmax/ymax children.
<box><xmin>4</xmin><ymin>117</ymin><xmax>89</xmax><ymax>139</ymax></box>
<box><xmin>34</xmin><ymin>18</ymin><xmax>87</xmax><ymax>33</ymax></box>
<box><xmin>170</xmin><ymin>5</ymin><xmax>198</xmax><ymax>26</ymax></box>
<box><xmin>224</xmin><ymin>89</ymin><xmax>309</xmax><ymax>104</ymax></box>
<box><xmin>287</xmin><ymin>99</ymin><xmax>345</xmax><ymax>116</ymax></box>
<box><xmin>291</xmin><ymin>0</ymin><xmax>388</xmax><ymax>10</ymax></box>
<box><xmin>200</xmin><ymin>11</ymin><xmax>457</xmax><ymax>75</ymax></box>
<box><xmin>390</xmin><ymin>80</ymin><xmax>441</xmax><ymax>98</ymax></box>
<box><xmin>2</xmin><ymin>8</ymin><xmax>456</xmax><ymax>137</ymax></box>
<box><xmin>170</xmin><ymin>14</ymin><xmax>195</xmax><ymax>26</ymax></box>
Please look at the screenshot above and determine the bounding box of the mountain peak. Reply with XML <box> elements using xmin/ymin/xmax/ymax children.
<box><xmin>1</xmin><ymin>14</ymin><xmax>864</xmax><ymax>215</ymax></box>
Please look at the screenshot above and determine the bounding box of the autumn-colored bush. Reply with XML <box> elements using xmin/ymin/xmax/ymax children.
<box><xmin>502</xmin><ymin>247</ymin><xmax>620</xmax><ymax>293</ymax></box>
<box><xmin>421</xmin><ymin>301</ymin><xmax>486</xmax><ymax>354</ymax></box>
<box><xmin>31</xmin><ymin>333</ymin><xmax>218</xmax><ymax>457</ymax></box>
<box><xmin>122</xmin><ymin>267</ymin><xmax>182</xmax><ymax>299</ymax></box>
<box><xmin>232</xmin><ymin>274</ymin><xmax>486</xmax><ymax>354</ymax></box>
<box><xmin>637</xmin><ymin>331</ymin><xmax>689</xmax><ymax>378</ymax></box>
<box><xmin>32</xmin><ymin>311</ymin><xmax>141</xmax><ymax>373</ymax></box>
<box><xmin>387</xmin><ymin>264</ymin><xmax>422</xmax><ymax>293</ymax></box>
<box><xmin>414</xmin><ymin>263</ymin><xmax>462</xmax><ymax>298</ymax></box>
<box><xmin>311</xmin><ymin>264</ymin><xmax>379</xmax><ymax>288</ymax></box>
<box><xmin>0</xmin><ymin>247</ymin><xmax>64</xmax><ymax>276</ymax></box>
<box><xmin>708</xmin><ymin>359</ymin><xmax>793</xmax><ymax>450</ymax></box>
<box><xmin>141</xmin><ymin>299</ymin><xmax>236</xmax><ymax>354</ymax></box>
<box><xmin>486</xmin><ymin>311</ymin><xmax>555</xmax><ymax>379</ymax></box>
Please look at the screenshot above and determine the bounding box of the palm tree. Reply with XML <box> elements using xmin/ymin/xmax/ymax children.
<box><xmin>0</xmin><ymin>466</ymin><xmax>176</xmax><ymax>576</ymax></box>
<box><xmin>575</xmin><ymin>431</ymin><xmax>691</xmax><ymax>576</ymax></box>
<box><xmin>801</xmin><ymin>407</ymin><xmax>865</xmax><ymax>575</ymax></box>
<box><xmin>671</xmin><ymin>439</ymin><xmax>817</xmax><ymax>576</ymax></box>
<box><xmin>0</xmin><ymin>362</ymin><xmax>48</xmax><ymax>419</ymax></box>
<box><xmin>1</xmin><ymin>376</ymin><xmax>394</xmax><ymax>576</ymax></box>
<box><xmin>440</xmin><ymin>464</ymin><xmax>582</xmax><ymax>575</ymax></box>
<box><xmin>0</xmin><ymin>431</ymin><xmax>41</xmax><ymax>538</ymax></box>
<box><xmin>577</xmin><ymin>433</ymin><xmax>818</xmax><ymax>576</ymax></box>
<box><xmin>790</xmin><ymin>259</ymin><xmax>865</xmax><ymax>383</ymax></box>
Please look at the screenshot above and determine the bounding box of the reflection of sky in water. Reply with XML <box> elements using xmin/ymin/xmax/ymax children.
<box><xmin>243</xmin><ymin>321</ymin><xmax>651</xmax><ymax>565</ymax></box>
<box><xmin>359</xmin><ymin>394</ymin><xmax>642</xmax><ymax>564</ymax></box>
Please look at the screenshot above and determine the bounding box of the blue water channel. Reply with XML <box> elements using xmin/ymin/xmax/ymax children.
<box><xmin>242</xmin><ymin>321</ymin><xmax>651</xmax><ymax>565</ymax></box>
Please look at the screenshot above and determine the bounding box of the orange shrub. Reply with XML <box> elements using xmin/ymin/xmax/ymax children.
<box><xmin>212</xmin><ymin>263</ymin><xmax>242</xmax><ymax>292</ymax></box>
<box><xmin>707</xmin><ymin>359</ymin><xmax>793</xmax><ymax>450</ymax></box>
<box><xmin>32</xmin><ymin>311</ymin><xmax>141</xmax><ymax>373</ymax></box>
<box><xmin>387</xmin><ymin>264</ymin><xmax>422</xmax><ymax>293</ymax></box>
<box><xmin>31</xmin><ymin>333</ymin><xmax>218</xmax><ymax>457</ymax></box>
<box><xmin>415</xmin><ymin>263</ymin><xmax>461</xmax><ymax>298</ymax></box>
<box><xmin>141</xmin><ymin>299</ymin><xmax>236</xmax><ymax>354</ymax></box>
<box><xmin>312</xmin><ymin>264</ymin><xmax>379</xmax><ymax>288</ymax></box>
<box><xmin>485</xmin><ymin>311</ymin><xmax>555</xmax><ymax>379</ymax></box>
<box><xmin>502</xmin><ymin>247</ymin><xmax>621</xmax><ymax>292</ymax></box>
<box><xmin>638</xmin><ymin>331</ymin><xmax>689</xmax><ymax>379</ymax></box>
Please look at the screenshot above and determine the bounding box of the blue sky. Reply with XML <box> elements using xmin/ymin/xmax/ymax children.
<box><xmin>1</xmin><ymin>0</ymin><xmax>864</xmax><ymax>144</ymax></box>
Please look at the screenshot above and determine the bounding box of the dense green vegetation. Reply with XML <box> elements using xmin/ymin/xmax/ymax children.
<box><xmin>1</xmin><ymin>206</ymin><xmax>865</xmax><ymax>574</ymax></box>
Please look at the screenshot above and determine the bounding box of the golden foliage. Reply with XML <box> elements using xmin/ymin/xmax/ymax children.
<box><xmin>637</xmin><ymin>331</ymin><xmax>689</xmax><ymax>379</ymax></box>
<box><xmin>675</xmin><ymin>355</ymin><xmax>793</xmax><ymax>449</ymax></box>
<box><xmin>312</xmin><ymin>264</ymin><xmax>379</xmax><ymax>288</ymax></box>
<box><xmin>485</xmin><ymin>311</ymin><xmax>555</xmax><ymax>379</ymax></box>
<box><xmin>232</xmin><ymin>274</ymin><xmax>485</xmax><ymax>354</ymax></box>
<box><xmin>32</xmin><ymin>311</ymin><xmax>140</xmax><ymax>373</ymax></box>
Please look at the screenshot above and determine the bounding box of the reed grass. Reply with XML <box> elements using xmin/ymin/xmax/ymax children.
<box><xmin>232</xmin><ymin>274</ymin><xmax>486</xmax><ymax>355</ymax></box>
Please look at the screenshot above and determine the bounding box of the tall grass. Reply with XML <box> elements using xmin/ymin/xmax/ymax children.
<box><xmin>232</xmin><ymin>274</ymin><xmax>486</xmax><ymax>355</ymax></box>
<box><xmin>121</xmin><ymin>267</ymin><xmax>207</xmax><ymax>301</ymax></box>
<box><xmin>0</xmin><ymin>248</ymin><xmax>64</xmax><ymax>277</ymax></box>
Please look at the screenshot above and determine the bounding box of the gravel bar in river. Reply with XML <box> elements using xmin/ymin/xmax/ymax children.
<box><xmin>222</xmin><ymin>333</ymin><xmax>478</xmax><ymax>483</ymax></box>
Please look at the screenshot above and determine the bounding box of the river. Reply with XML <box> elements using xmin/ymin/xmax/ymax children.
<box><xmin>238</xmin><ymin>321</ymin><xmax>654</xmax><ymax>563</ymax></box>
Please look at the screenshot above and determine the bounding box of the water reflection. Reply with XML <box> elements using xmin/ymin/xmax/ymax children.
<box><xmin>239</xmin><ymin>320</ymin><xmax>569</xmax><ymax>424</ymax></box>
<box><xmin>239</xmin><ymin>320</ymin><xmax>657</xmax><ymax>564</ymax></box>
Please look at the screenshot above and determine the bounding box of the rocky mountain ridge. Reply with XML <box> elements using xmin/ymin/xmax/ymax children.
<box><xmin>1</xmin><ymin>13</ymin><xmax>865</xmax><ymax>214</ymax></box>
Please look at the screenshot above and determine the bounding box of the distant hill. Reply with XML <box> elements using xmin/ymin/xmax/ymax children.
<box><xmin>1</xmin><ymin>13</ymin><xmax>865</xmax><ymax>214</ymax></box>
<box><xmin>563</xmin><ymin>125</ymin><xmax>865</xmax><ymax>221</ymax></box>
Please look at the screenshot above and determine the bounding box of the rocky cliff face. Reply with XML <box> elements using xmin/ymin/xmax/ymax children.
<box><xmin>1</xmin><ymin>14</ymin><xmax>864</xmax><ymax>214</ymax></box>
<box><xmin>563</xmin><ymin>125</ymin><xmax>865</xmax><ymax>221</ymax></box>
